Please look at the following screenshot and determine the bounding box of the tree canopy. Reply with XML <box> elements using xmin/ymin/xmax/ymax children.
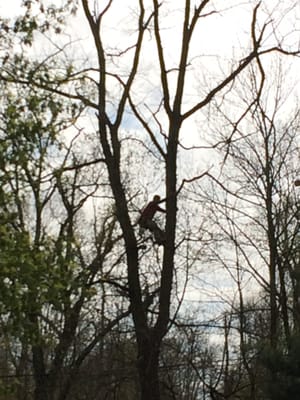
<box><xmin>0</xmin><ymin>1</ymin><xmax>299</xmax><ymax>399</ymax></box>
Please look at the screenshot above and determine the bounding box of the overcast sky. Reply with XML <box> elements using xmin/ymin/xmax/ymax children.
<box><xmin>2</xmin><ymin>1</ymin><xmax>299</xmax><ymax>160</ymax></box>
<box><xmin>1</xmin><ymin>0</ymin><xmax>299</xmax><ymax>313</ymax></box>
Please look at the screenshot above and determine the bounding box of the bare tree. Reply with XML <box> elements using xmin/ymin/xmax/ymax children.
<box><xmin>1</xmin><ymin>1</ymin><xmax>299</xmax><ymax>399</ymax></box>
<box><xmin>193</xmin><ymin>56</ymin><xmax>300</xmax><ymax>398</ymax></box>
<box><xmin>0</xmin><ymin>82</ymin><xmax>134</xmax><ymax>400</ymax></box>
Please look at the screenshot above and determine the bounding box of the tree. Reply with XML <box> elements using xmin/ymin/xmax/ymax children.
<box><xmin>80</xmin><ymin>2</ymin><xmax>300</xmax><ymax>398</ymax></box>
<box><xmin>1</xmin><ymin>1</ymin><xmax>299</xmax><ymax>399</ymax></box>
<box><xmin>194</xmin><ymin>57</ymin><xmax>300</xmax><ymax>398</ymax></box>
<box><xmin>0</xmin><ymin>81</ymin><xmax>133</xmax><ymax>400</ymax></box>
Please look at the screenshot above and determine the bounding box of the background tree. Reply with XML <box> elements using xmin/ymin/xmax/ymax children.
<box><xmin>193</xmin><ymin>58</ymin><xmax>300</xmax><ymax>399</ymax></box>
<box><xmin>0</xmin><ymin>77</ymin><xmax>133</xmax><ymax>400</ymax></box>
<box><xmin>0</xmin><ymin>1</ymin><xmax>299</xmax><ymax>399</ymax></box>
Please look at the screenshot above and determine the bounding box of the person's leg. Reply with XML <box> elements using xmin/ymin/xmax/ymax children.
<box><xmin>153</xmin><ymin>226</ymin><xmax>165</xmax><ymax>245</ymax></box>
<box><xmin>144</xmin><ymin>219</ymin><xmax>157</xmax><ymax>231</ymax></box>
<box><xmin>147</xmin><ymin>222</ymin><xmax>165</xmax><ymax>244</ymax></box>
<box><xmin>143</xmin><ymin>220</ymin><xmax>165</xmax><ymax>245</ymax></box>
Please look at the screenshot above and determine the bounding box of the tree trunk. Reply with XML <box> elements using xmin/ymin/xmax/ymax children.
<box><xmin>137</xmin><ymin>336</ymin><xmax>161</xmax><ymax>400</ymax></box>
<box><xmin>32</xmin><ymin>344</ymin><xmax>48</xmax><ymax>400</ymax></box>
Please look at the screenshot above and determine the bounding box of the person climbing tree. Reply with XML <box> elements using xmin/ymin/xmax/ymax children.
<box><xmin>138</xmin><ymin>195</ymin><xmax>166</xmax><ymax>245</ymax></box>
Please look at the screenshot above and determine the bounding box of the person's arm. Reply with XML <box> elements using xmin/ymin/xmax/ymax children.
<box><xmin>156</xmin><ymin>205</ymin><xmax>166</xmax><ymax>213</ymax></box>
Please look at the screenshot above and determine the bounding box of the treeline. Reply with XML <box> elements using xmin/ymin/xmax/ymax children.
<box><xmin>0</xmin><ymin>1</ymin><xmax>299</xmax><ymax>399</ymax></box>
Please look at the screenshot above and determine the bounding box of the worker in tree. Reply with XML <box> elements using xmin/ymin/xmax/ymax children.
<box><xmin>138</xmin><ymin>195</ymin><xmax>166</xmax><ymax>245</ymax></box>
<box><xmin>295</xmin><ymin>179</ymin><xmax>300</xmax><ymax>222</ymax></box>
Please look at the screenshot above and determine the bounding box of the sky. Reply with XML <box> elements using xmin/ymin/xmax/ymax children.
<box><xmin>2</xmin><ymin>0</ymin><xmax>299</xmax><ymax>220</ymax></box>
<box><xmin>3</xmin><ymin>0</ymin><xmax>299</xmax><ymax>234</ymax></box>
<box><xmin>1</xmin><ymin>0</ymin><xmax>300</xmax><ymax>319</ymax></box>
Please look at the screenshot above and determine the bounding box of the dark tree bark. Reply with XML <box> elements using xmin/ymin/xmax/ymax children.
<box><xmin>2</xmin><ymin>1</ymin><xmax>298</xmax><ymax>398</ymax></box>
<box><xmin>81</xmin><ymin>1</ymin><xmax>298</xmax><ymax>398</ymax></box>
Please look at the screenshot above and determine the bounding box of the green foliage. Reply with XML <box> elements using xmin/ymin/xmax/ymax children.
<box><xmin>260</xmin><ymin>335</ymin><xmax>300</xmax><ymax>400</ymax></box>
<box><xmin>0</xmin><ymin>84</ymin><xmax>84</xmax><ymax>342</ymax></box>
<box><xmin>0</xmin><ymin>378</ymin><xmax>17</xmax><ymax>400</ymax></box>
<box><xmin>0</xmin><ymin>1</ymin><xmax>298</xmax><ymax>399</ymax></box>
<box><xmin>0</xmin><ymin>1</ymin><xmax>79</xmax><ymax>46</ymax></box>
